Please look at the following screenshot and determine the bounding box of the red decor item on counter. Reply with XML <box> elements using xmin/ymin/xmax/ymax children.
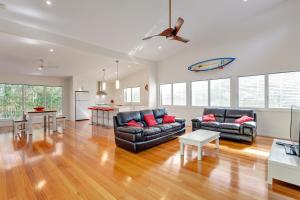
<box><xmin>34</xmin><ymin>106</ymin><xmax>45</xmax><ymax>112</ymax></box>
<box><xmin>235</xmin><ymin>116</ymin><xmax>254</xmax><ymax>124</ymax></box>
<box><xmin>163</xmin><ymin>115</ymin><xmax>176</xmax><ymax>124</ymax></box>
<box><xmin>202</xmin><ymin>114</ymin><xmax>216</xmax><ymax>122</ymax></box>
<box><xmin>126</xmin><ymin>120</ymin><xmax>143</xmax><ymax>127</ymax></box>
<box><xmin>144</xmin><ymin>114</ymin><xmax>158</xmax><ymax>126</ymax></box>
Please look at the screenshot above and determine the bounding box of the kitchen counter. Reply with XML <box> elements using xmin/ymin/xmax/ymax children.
<box><xmin>88</xmin><ymin>105</ymin><xmax>148</xmax><ymax>127</ymax></box>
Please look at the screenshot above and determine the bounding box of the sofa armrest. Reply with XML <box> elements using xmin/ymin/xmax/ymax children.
<box><xmin>241</xmin><ymin>121</ymin><xmax>256</xmax><ymax>129</ymax></box>
<box><xmin>175</xmin><ymin>118</ymin><xmax>185</xmax><ymax>124</ymax></box>
<box><xmin>117</xmin><ymin>126</ymin><xmax>143</xmax><ymax>134</ymax></box>
<box><xmin>191</xmin><ymin>117</ymin><xmax>203</xmax><ymax>123</ymax></box>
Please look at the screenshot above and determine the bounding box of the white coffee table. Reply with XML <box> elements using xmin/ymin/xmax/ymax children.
<box><xmin>179</xmin><ymin>129</ymin><xmax>220</xmax><ymax>160</ymax></box>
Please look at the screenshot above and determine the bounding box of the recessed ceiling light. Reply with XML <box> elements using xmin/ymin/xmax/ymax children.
<box><xmin>158</xmin><ymin>46</ymin><xmax>162</xmax><ymax>50</ymax></box>
<box><xmin>243</xmin><ymin>0</ymin><xmax>248</xmax><ymax>2</ymax></box>
<box><xmin>49</xmin><ymin>48</ymin><xmax>54</xmax><ymax>52</ymax></box>
<box><xmin>46</xmin><ymin>1</ymin><xmax>52</xmax><ymax>5</ymax></box>
<box><xmin>128</xmin><ymin>65</ymin><xmax>131</xmax><ymax>68</ymax></box>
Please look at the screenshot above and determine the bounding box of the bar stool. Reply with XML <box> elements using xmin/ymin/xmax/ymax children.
<box><xmin>102</xmin><ymin>108</ymin><xmax>114</xmax><ymax>128</ymax></box>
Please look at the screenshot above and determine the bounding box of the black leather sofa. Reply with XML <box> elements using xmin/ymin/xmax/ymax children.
<box><xmin>192</xmin><ymin>108</ymin><xmax>257</xmax><ymax>143</ymax></box>
<box><xmin>113</xmin><ymin>108</ymin><xmax>186</xmax><ymax>152</ymax></box>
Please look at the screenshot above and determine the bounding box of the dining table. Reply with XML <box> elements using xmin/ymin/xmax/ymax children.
<box><xmin>27</xmin><ymin>110</ymin><xmax>57</xmax><ymax>135</ymax></box>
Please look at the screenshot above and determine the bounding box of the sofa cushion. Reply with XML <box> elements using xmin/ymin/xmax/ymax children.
<box><xmin>140</xmin><ymin>109</ymin><xmax>154</xmax><ymax>121</ymax></box>
<box><xmin>169</xmin><ymin>122</ymin><xmax>182</xmax><ymax>130</ymax></box>
<box><xmin>202</xmin><ymin>114</ymin><xmax>216</xmax><ymax>122</ymax></box>
<box><xmin>225</xmin><ymin>109</ymin><xmax>254</xmax><ymax>123</ymax></box>
<box><xmin>153</xmin><ymin>108</ymin><xmax>167</xmax><ymax>118</ymax></box>
<box><xmin>144</xmin><ymin>114</ymin><xmax>158</xmax><ymax>126</ymax></box>
<box><xmin>219</xmin><ymin>128</ymin><xmax>240</xmax><ymax>135</ymax></box>
<box><xmin>117</xmin><ymin>126</ymin><xmax>143</xmax><ymax>134</ymax></box>
<box><xmin>143</xmin><ymin>127</ymin><xmax>161</xmax><ymax>136</ymax></box>
<box><xmin>126</xmin><ymin>120</ymin><xmax>143</xmax><ymax>127</ymax></box>
<box><xmin>154</xmin><ymin>124</ymin><xmax>173</xmax><ymax>132</ymax></box>
<box><xmin>201</xmin><ymin>121</ymin><xmax>220</xmax><ymax>128</ymax></box>
<box><xmin>219</xmin><ymin>123</ymin><xmax>240</xmax><ymax>130</ymax></box>
<box><xmin>117</xmin><ymin>111</ymin><xmax>142</xmax><ymax>126</ymax></box>
<box><xmin>163</xmin><ymin>115</ymin><xmax>176</xmax><ymax>123</ymax></box>
<box><xmin>203</xmin><ymin>108</ymin><xmax>226</xmax><ymax>123</ymax></box>
<box><xmin>235</xmin><ymin>116</ymin><xmax>254</xmax><ymax>124</ymax></box>
<box><xmin>241</xmin><ymin>121</ymin><xmax>256</xmax><ymax>128</ymax></box>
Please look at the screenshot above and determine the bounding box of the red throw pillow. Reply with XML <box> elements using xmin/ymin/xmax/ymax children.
<box><xmin>202</xmin><ymin>114</ymin><xmax>216</xmax><ymax>122</ymax></box>
<box><xmin>235</xmin><ymin>116</ymin><xmax>254</xmax><ymax>124</ymax></box>
<box><xmin>163</xmin><ymin>115</ymin><xmax>176</xmax><ymax>124</ymax></box>
<box><xmin>144</xmin><ymin>114</ymin><xmax>158</xmax><ymax>127</ymax></box>
<box><xmin>126</xmin><ymin>120</ymin><xmax>143</xmax><ymax>127</ymax></box>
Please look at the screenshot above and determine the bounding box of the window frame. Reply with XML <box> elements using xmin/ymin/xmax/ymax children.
<box><xmin>159</xmin><ymin>83</ymin><xmax>173</xmax><ymax>106</ymax></box>
<box><xmin>123</xmin><ymin>86</ymin><xmax>141</xmax><ymax>104</ymax></box>
<box><xmin>209</xmin><ymin>78</ymin><xmax>231</xmax><ymax>108</ymax></box>
<box><xmin>237</xmin><ymin>74</ymin><xmax>266</xmax><ymax>109</ymax></box>
<box><xmin>190</xmin><ymin>80</ymin><xmax>209</xmax><ymax>107</ymax></box>
<box><xmin>268</xmin><ymin>71</ymin><xmax>300</xmax><ymax>109</ymax></box>
<box><xmin>0</xmin><ymin>83</ymin><xmax>63</xmax><ymax>119</ymax></box>
<box><xmin>172</xmin><ymin>82</ymin><xmax>187</xmax><ymax>106</ymax></box>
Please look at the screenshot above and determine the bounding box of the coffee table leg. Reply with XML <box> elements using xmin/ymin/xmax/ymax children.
<box><xmin>198</xmin><ymin>145</ymin><xmax>202</xmax><ymax>160</ymax></box>
<box><xmin>216</xmin><ymin>137</ymin><xmax>220</xmax><ymax>149</ymax></box>
<box><xmin>180</xmin><ymin>142</ymin><xmax>184</xmax><ymax>156</ymax></box>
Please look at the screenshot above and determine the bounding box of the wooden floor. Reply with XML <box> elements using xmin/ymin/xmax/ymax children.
<box><xmin>0</xmin><ymin>121</ymin><xmax>300</xmax><ymax>200</ymax></box>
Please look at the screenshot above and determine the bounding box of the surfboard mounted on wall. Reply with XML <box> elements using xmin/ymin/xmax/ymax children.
<box><xmin>188</xmin><ymin>58</ymin><xmax>236</xmax><ymax>72</ymax></box>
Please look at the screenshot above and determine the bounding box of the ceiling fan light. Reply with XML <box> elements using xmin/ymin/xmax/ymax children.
<box><xmin>116</xmin><ymin>79</ymin><xmax>120</xmax><ymax>89</ymax></box>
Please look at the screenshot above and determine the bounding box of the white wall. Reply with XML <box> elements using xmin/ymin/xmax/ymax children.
<box><xmin>0</xmin><ymin>72</ymin><xmax>71</xmax><ymax>126</ymax></box>
<box><xmin>156</xmin><ymin>1</ymin><xmax>300</xmax><ymax>139</ymax></box>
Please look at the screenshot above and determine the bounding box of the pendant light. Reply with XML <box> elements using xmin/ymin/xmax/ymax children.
<box><xmin>96</xmin><ymin>69</ymin><xmax>108</xmax><ymax>96</ymax></box>
<box><xmin>115</xmin><ymin>60</ymin><xmax>120</xmax><ymax>89</ymax></box>
<box><xmin>102</xmin><ymin>69</ymin><xmax>106</xmax><ymax>91</ymax></box>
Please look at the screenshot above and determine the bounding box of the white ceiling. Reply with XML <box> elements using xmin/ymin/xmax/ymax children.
<box><xmin>0</xmin><ymin>0</ymin><xmax>288</xmax><ymax>79</ymax></box>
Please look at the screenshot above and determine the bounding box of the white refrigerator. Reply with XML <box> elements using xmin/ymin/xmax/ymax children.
<box><xmin>75</xmin><ymin>91</ymin><xmax>90</xmax><ymax>121</ymax></box>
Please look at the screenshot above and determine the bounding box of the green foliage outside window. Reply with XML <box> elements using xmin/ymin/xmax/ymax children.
<box><xmin>0</xmin><ymin>84</ymin><xmax>63</xmax><ymax>119</ymax></box>
<box><xmin>0</xmin><ymin>84</ymin><xmax>23</xmax><ymax>119</ymax></box>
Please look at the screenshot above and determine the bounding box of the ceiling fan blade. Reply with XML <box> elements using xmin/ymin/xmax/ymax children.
<box><xmin>171</xmin><ymin>35</ymin><xmax>190</xmax><ymax>43</ymax></box>
<box><xmin>159</xmin><ymin>27</ymin><xmax>174</xmax><ymax>36</ymax></box>
<box><xmin>142</xmin><ymin>28</ymin><xmax>173</xmax><ymax>40</ymax></box>
<box><xmin>142</xmin><ymin>35</ymin><xmax>158</xmax><ymax>40</ymax></box>
<box><xmin>173</xmin><ymin>17</ymin><xmax>184</xmax><ymax>35</ymax></box>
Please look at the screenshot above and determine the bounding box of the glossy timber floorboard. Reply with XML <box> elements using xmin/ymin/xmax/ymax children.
<box><xmin>0</xmin><ymin>121</ymin><xmax>299</xmax><ymax>200</ymax></box>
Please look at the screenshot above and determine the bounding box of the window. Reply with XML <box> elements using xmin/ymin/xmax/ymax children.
<box><xmin>24</xmin><ymin>85</ymin><xmax>45</xmax><ymax>112</ymax></box>
<box><xmin>239</xmin><ymin>75</ymin><xmax>265</xmax><ymax>108</ymax></box>
<box><xmin>124</xmin><ymin>87</ymin><xmax>140</xmax><ymax>103</ymax></box>
<box><xmin>46</xmin><ymin>87</ymin><xmax>63</xmax><ymax>115</ymax></box>
<box><xmin>0</xmin><ymin>84</ymin><xmax>23</xmax><ymax>119</ymax></box>
<box><xmin>269</xmin><ymin>71</ymin><xmax>300</xmax><ymax>108</ymax></box>
<box><xmin>131</xmin><ymin>87</ymin><xmax>140</xmax><ymax>103</ymax></box>
<box><xmin>210</xmin><ymin>78</ymin><xmax>230</xmax><ymax>107</ymax></box>
<box><xmin>124</xmin><ymin>88</ymin><xmax>131</xmax><ymax>103</ymax></box>
<box><xmin>160</xmin><ymin>84</ymin><xmax>172</xmax><ymax>105</ymax></box>
<box><xmin>173</xmin><ymin>83</ymin><xmax>187</xmax><ymax>106</ymax></box>
<box><xmin>0</xmin><ymin>84</ymin><xmax>63</xmax><ymax>119</ymax></box>
<box><xmin>191</xmin><ymin>81</ymin><xmax>208</xmax><ymax>106</ymax></box>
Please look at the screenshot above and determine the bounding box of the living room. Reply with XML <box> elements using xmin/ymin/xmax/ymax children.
<box><xmin>0</xmin><ymin>0</ymin><xmax>300</xmax><ymax>199</ymax></box>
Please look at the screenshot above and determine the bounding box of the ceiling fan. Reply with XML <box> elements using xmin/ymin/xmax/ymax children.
<box><xmin>142</xmin><ymin>0</ymin><xmax>189</xmax><ymax>43</ymax></box>
<box><xmin>38</xmin><ymin>59</ymin><xmax>58</xmax><ymax>71</ymax></box>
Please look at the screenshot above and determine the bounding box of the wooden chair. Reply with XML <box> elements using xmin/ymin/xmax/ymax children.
<box><xmin>12</xmin><ymin>119</ymin><xmax>28</xmax><ymax>138</ymax></box>
<box><xmin>48</xmin><ymin>116</ymin><xmax>66</xmax><ymax>129</ymax></box>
